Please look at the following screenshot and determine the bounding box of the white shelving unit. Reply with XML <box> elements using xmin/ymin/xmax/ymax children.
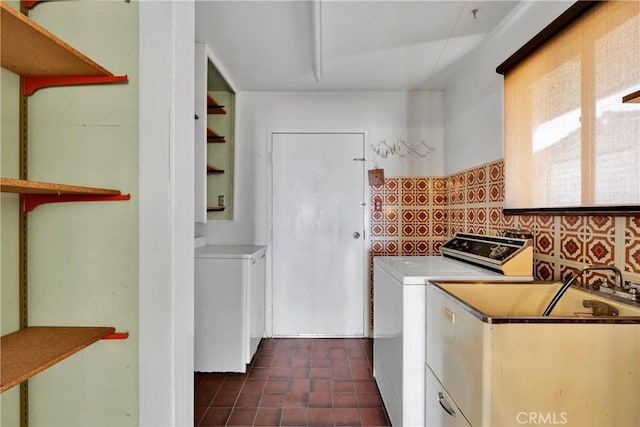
<box><xmin>194</xmin><ymin>43</ymin><xmax>235</xmax><ymax>223</ymax></box>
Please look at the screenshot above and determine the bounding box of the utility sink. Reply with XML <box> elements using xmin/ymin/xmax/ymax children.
<box><xmin>426</xmin><ymin>281</ymin><xmax>640</xmax><ymax>426</ymax></box>
<box><xmin>434</xmin><ymin>281</ymin><xmax>640</xmax><ymax>322</ymax></box>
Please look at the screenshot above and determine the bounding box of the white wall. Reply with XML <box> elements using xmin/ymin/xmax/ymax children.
<box><xmin>427</xmin><ymin>0</ymin><xmax>574</xmax><ymax>175</ymax></box>
<box><xmin>139</xmin><ymin>1</ymin><xmax>194</xmax><ymax>426</ymax></box>
<box><xmin>197</xmin><ymin>90</ymin><xmax>444</xmax><ymax>245</ymax></box>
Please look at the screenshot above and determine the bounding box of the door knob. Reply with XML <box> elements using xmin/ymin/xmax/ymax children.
<box><xmin>353</xmin><ymin>232</ymin><xmax>361</xmax><ymax>239</ymax></box>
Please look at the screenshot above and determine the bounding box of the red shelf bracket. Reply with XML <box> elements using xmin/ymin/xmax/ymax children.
<box><xmin>22</xmin><ymin>75</ymin><xmax>128</xmax><ymax>96</ymax></box>
<box><xmin>102</xmin><ymin>332</ymin><xmax>129</xmax><ymax>340</ymax></box>
<box><xmin>22</xmin><ymin>0</ymin><xmax>40</xmax><ymax>10</ymax></box>
<box><xmin>22</xmin><ymin>193</ymin><xmax>131</xmax><ymax>212</ymax></box>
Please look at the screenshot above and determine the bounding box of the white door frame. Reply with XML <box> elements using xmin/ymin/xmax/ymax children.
<box><xmin>265</xmin><ymin>129</ymin><xmax>371</xmax><ymax>338</ymax></box>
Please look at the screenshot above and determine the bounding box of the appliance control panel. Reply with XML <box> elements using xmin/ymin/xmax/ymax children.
<box><xmin>440</xmin><ymin>233</ymin><xmax>531</xmax><ymax>265</ymax></box>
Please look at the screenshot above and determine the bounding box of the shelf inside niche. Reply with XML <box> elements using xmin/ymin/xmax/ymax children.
<box><xmin>0</xmin><ymin>177</ymin><xmax>130</xmax><ymax>211</ymax></box>
<box><xmin>207</xmin><ymin>164</ymin><xmax>224</xmax><ymax>174</ymax></box>
<box><xmin>0</xmin><ymin>2</ymin><xmax>127</xmax><ymax>94</ymax></box>
<box><xmin>207</xmin><ymin>127</ymin><xmax>226</xmax><ymax>143</ymax></box>
<box><xmin>207</xmin><ymin>94</ymin><xmax>226</xmax><ymax>115</ymax></box>
<box><xmin>207</xmin><ymin>206</ymin><xmax>225</xmax><ymax>212</ymax></box>
<box><xmin>1</xmin><ymin>326</ymin><xmax>115</xmax><ymax>393</ymax></box>
<box><xmin>622</xmin><ymin>89</ymin><xmax>640</xmax><ymax>104</ymax></box>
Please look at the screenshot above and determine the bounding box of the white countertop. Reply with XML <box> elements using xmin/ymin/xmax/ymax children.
<box><xmin>194</xmin><ymin>237</ymin><xmax>207</xmax><ymax>248</ymax></box>
<box><xmin>373</xmin><ymin>255</ymin><xmax>530</xmax><ymax>285</ymax></box>
<box><xmin>195</xmin><ymin>245</ymin><xmax>266</xmax><ymax>259</ymax></box>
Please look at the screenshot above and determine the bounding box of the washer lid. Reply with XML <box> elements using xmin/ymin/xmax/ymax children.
<box><xmin>374</xmin><ymin>256</ymin><xmax>517</xmax><ymax>284</ymax></box>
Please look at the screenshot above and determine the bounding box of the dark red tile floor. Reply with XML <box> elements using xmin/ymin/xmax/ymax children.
<box><xmin>195</xmin><ymin>338</ymin><xmax>391</xmax><ymax>426</ymax></box>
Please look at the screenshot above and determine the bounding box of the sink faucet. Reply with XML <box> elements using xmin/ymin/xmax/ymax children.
<box><xmin>542</xmin><ymin>271</ymin><xmax>580</xmax><ymax>316</ymax></box>
<box><xmin>582</xmin><ymin>264</ymin><xmax>626</xmax><ymax>290</ymax></box>
<box><xmin>580</xmin><ymin>264</ymin><xmax>639</xmax><ymax>302</ymax></box>
<box><xmin>543</xmin><ymin>264</ymin><xmax>629</xmax><ymax>316</ymax></box>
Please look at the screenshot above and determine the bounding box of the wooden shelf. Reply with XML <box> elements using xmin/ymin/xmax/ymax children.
<box><xmin>207</xmin><ymin>94</ymin><xmax>226</xmax><ymax>114</ymax></box>
<box><xmin>207</xmin><ymin>206</ymin><xmax>225</xmax><ymax>212</ymax></box>
<box><xmin>1</xmin><ymin>177</ymin><xmax>122</xmax><ymax>195</ymax></box>
<box><xmin>622</xmin><ymin>89</ymin><xmax>640</xmax><ymax>104</ymax></box>
<box><xmin>207</xmin><ymin>127</ymin><xmax>226</xmax><ymax>143</ymax></box>
<box><xmin>0</xmin><ymin>177</ymin><xmax>130</xmax><ymax>211</ymax></box>
<box><xmin>207</xmin><ymin>164</ymin><xmax>224</xmax><ymax>174</ymax></box>
<box><xmin>1</xmin><ymin>326</ymin><xmax>115</xmax><ymax>393</ymax></box>
<box><xmin>208</xmin><ymin>106</ymin><xmax>226</xmax><ymax>115</ymax></box>
<box><xmin>0</xmin><ymin>2</ymin><xmax>127</xmax><ymax>94</ymax></box>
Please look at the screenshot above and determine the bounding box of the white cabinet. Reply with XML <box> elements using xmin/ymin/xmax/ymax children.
<box><xmin>247</xmin><ymin>252</ymin><xmax>266</xmax><ymax>362</ymax></box>
<box><xmin>194</xmin><ymin>245</ymin><xmax>266</xmax><ymax>372</ymax></box>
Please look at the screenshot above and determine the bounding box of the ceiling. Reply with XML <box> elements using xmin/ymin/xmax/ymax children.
<box><xmin>195</xmin><ymin>0</ymin><xmax>521</xmax><ymax>92</ymax></box>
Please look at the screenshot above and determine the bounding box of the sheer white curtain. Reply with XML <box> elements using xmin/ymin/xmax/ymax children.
<box><xmin>503</xmin><ymin>1</ymin><xmax>640</xmax><ymax>210</ymax></box>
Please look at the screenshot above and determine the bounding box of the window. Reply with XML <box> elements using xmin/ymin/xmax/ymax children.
<box><xmin>498</xmin><ymin>1</ymin><xmax>640</xmax><ymax>213</ymax></box>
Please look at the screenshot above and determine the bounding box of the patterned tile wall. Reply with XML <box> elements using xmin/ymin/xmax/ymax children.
<box><xmin>370</xmin><ymin>177</ymin><xmax>446</xmax><ymax>258</ymax></box>
<box><xmin>368</xmin><ymin>159</ymin><xmax>640</xmax><ymax>331</ymax></box>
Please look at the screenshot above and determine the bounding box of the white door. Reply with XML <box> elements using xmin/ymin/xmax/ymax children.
<box><xmin>272</xmin><ymin>132</ymin><xmax>365</xmax><ymax>336</ymax></box>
